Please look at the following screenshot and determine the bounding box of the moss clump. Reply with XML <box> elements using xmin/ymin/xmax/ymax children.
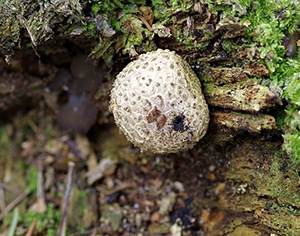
<box><xmin>271</xmin><ymin>58</ymin><xmax>300</xmax><ymax>163</ymax></box>
<box><xmin>242</xmin><ymin>0</ymin><xmax>300</xmax><ymax>163</ymax></box>
<box><xmin>19</xmin><ymin>204</ymin><xmax>61</xmax><ymax>236</ymax></box>
<box><xmin>226</xmin><ymin>140</ymin><xmax>300</xmax><ymax>234</ymax></box>
<box><xmin>282</xmin><ymin>106</ymin><xmax>300</xmax><ymax>163</ymax></box>
<box><xmin>0</xmin><ymin>0</ymin><xmax>83</xmax><ymax>56</ymax></box>
<box><xmin>152</xmin><ymin>0</ymin><xmax>193</xmax><ymax>20</ymax></box>
<box><xmin>205</xmin><ymin>0</ymin><xmax>300</xmax><ymax>163</ymax></box>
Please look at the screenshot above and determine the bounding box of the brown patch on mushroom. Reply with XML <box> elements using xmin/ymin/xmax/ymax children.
<box><xmin>146</xmin><ymin>107</ymin><xmax>167</xmax><ymax>129</ymax></box>
<box><xmin>156</xmin><ymin>114</ymin><xmax>167</xmax><ymax>130</ymax></box>
<box><xmin>146</xmin><ymin>106</ymin><xmax>161</xmax><ymax>123</ymax></box>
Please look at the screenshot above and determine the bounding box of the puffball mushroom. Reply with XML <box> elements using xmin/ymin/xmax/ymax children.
<box><xmin>109</xmin><ymin>49</ymin><xmax>209</xmax><ymax>154</ymax></box>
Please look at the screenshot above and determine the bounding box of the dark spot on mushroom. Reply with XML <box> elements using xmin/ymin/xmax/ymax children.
<box><xmin>57</xmin><ymin>94</ymin><xmax>98</xmax><ymax>133</ymax></box>
<box><xmin>173</xmin><ymin>115</ymin><xmax>185</xmax><ymax>132</ymax></box>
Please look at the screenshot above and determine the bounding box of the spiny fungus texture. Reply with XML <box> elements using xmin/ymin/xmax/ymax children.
<box><xmin>110</xmin><ymin>49</ymin><xmax>209</xmax><ymax>154</ymax></box>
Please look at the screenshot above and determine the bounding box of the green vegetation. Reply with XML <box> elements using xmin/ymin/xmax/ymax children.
<box><xmin>0</xmin><ymin>0</ymin><xmax>83</xmax><ymax>55</ymax></box>
<box><xmin>3</xmin><ymin>204</ymin><xmax>61</xmax><ymax>235</ymax></box>
<box><xmin>246</xmin><ymin>1</ymin><xmax>300</xmax><ymax>164</ymax></box>
<box><xmin>19</xmin><ymin>204</ymin><xmax>61</xmax><ymax>235</ymax></box>
<box><xmin>242</xmin><ymin>0</ymin><xmax>300</xmax><ymax>72</ymax></box>
<box><xmin>97</xmin><ymin>0</ymin><xmax>153</xmax><ymax>53</ymax></box>
<box><xmin>26</xmin><ymin>167</ymin><xmax>38</xmax><ymax>192</ymax></box>
<box><xmin>202</xmin><ymin>0</ymin><xmax>300</xmax><ymax>163</ymax></box>
<box><xmin>8</xmin><ymin>209</ymin><xmax>19</xmax><ymax>236</ymax></box>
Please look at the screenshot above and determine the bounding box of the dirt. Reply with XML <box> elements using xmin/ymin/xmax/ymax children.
<box><xmin>0</xmin><ymin>28</ymin><xmax>295</xmax><ymax>236</ymax></box>
<box><xmin>0</xmin><ymin>77</ymin><xmax>288</xmax><ymax>235</ymax></box>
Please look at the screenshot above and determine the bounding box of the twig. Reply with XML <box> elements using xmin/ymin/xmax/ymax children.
<box><xmin>71</xmin><ymin>227</ymin><xmax>169</xmax><ymax>236</ymax></box>
<box><xmin>57</xmin><ymin>162</ymin><xmax>75</xmax><ymax>236</ymax></box>
<box><xmin>28</xmin><ymin>120</ymin><xmax>39</xmax><ymax>134</ymax></box>
<box><xmin>107</xmin><ymin>182</ymin><xmax>134</xmax><ymax>195</ymax></box>
<box><xmin>138</xmin><ymin>15</ymin><xmax>153</xmax><ymax>32</ymax></box>
<box><xmin>64</xmin><ymin>139</ymin><xmax>84</xmax><ymax>160</ymax></box>
<box><xmin>131</xmin><ymin>229</ymin><xmax>170</xmax><ymax>235</ymax></box>
<box><xmin>37</xmin><ymin>157</ymin><xmax>46</xmax><ymax>201</ymax></box>
<box><xmin>0</xmin><ymin>187</ymin><xmax>5</xmax><ymax>211</ymax></box>
<box><xmin>25</xmin><ymin>218</ymin><xmax>37</xmax><ymax>236</ymax></box>
<box><xmin>0</xmin><ymin>183</ymin><xmax>21</xmax><ymax>194</ymax></box>
<box><xmin>36</xmin><ymin>157</ymin><xmax>47</xmax><ymax>212</ymax></box>
<box><xmin>0</xmin><ymin>188</ymin><xmax>31</xmax><ymax>221</ymax></box>
<box><xmin>91</xmin><ymin>227</ymin><xmax>97</xmax><ymax>236</ymax></box>
<box><xmin>96</xmin><ymin>182</ymin><xmax>134</xmax><ymax>195</ymax></box>
<box><xmin>44</xmin><ymin>167</ymin><xmax>55</xmax><ymax>190</ymax></box>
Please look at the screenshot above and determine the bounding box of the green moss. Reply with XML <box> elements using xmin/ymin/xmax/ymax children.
<box><xmin>26</xmin><ymin>166</ymin><xmax>38</xmax><ymax>192</ymax></box>
<box><xmin>271</xmin><ymin>58</ymin><xmax>300</xmax><ymax>163</ymax></box>
<box><xmin>152</xmin><ymin>0</ymin><xmax>192</xmax><ymax>20</ymax></box>
<box><xmin>284</xmin><ymin>72</ymin><xmax>300</xmax><ymax>106</ymax></box>
<box><xmin>0</xmin><ymin>126</ymin><xmax>12</xmax><ymax>160</ymax></box>
<box><xmin>151</xmin><ymin>0</ymin><xmax>170</xmax><ymax>19</ymax></box>
<box><xmin>0</xmin><ymin>0</ymin><xmax>84</xmax><ymax>55</ymax></box>
<box><xmin>2</xmin><ymin>204</ymin><xmax>61</xmax><ymax>235</ymax></box>
<box><xmin>221</xmin><ymin>39</ymin><xmax>234</xmax><ymax>53</ymax></box>
<box><xmin>175</xmin><ymin>29</ymin><xmax>195</xmax><ymax>50</ymax></box>
<box><xmin>282</xmin><ymin>106</ymin><xmax>300</xmax><ymax>163</ymax></box>
<box><xmin>238</xmin><ymin>0</ymin><xmax>300</xmax><ymax>162</ymax></box>
<box><xmin>21</xmin><ymin>204</ymin><xmax>60</xmax><ymax>235</ymax></box>
<box><xmin>226</xmin><ymin>140</ymin><xmax>300</xmax><ymax>233</ymax></box>
<box><xmin>91</xmin><ymin>1</ymin><xmax>101</xmax><ymax>15</ymax></box>
<box><xmin>96</xmin><ymin>0</ymin><xmax>156</xmax><ymax>54</ymax></box>
<box><xmin>87</xmin><ymin>22</ymin><xmax>96</xmax><ymax>35</ymax></box>
<box><xmin>91</xmin><ymin>37</ymin><xmax>115</xmax><ymax>64</ymax></box>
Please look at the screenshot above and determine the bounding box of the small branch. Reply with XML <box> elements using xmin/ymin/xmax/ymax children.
<box><xmin>0</xmin><ymin>188</ymin><xmax>31</xmax><ymax>221</ymax></box>
<box><xmin>64</xmin><ymin>139</ymin><xmax>84</xmax><ymax>160</ymax></box>
<box><xmin>0</xmin><ymin>183</ymin><xmax>21</xmax><ymax>194</ymax></box>
<box><xmin>25</xmin><ymin>218</ymin><xmax>37</xmax><ymax>236</ymax></box>
<box><xmin>36</xmin><ymin>157</ymin><xmax>46</xmax><ymax>212</ymax></box>
<box><xmin>29</xmin><ymin>157</ymin><xmax>47</xmax><ymax>212</ymax></box>
<box><xmin>0</xmin><ymin>187</ymin><xmax>5</xmax><ymax>211</ymax></box>
<box><xmin>57</xmin><ymin>162</ymin><xmax>75</xmax><ymax>236</ymax></box>
<box><xmin>96</xmin><ymin>182</ymin><xmax>134</xmax><ymax>196</ymax></box>
<box><xmin>138</xmin><ymin>15</ymin><xmax>153</xmax><ymax>32</ymax></box>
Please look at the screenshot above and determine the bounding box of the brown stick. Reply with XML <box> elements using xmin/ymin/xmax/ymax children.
<box><xmin>0</xmin><ymin>183</ymin><xmax>21</xmax><ymax>194</ymax></box>
<box><xmin>138</xmin><ymin>15</ymin><xmax>153</xmax><ymax>32</ymax></box>
<box><xmin>0</xmin><ymin>188</ymin><xmax>31</xmax><ymax>221</ymax></box>
<box><xmin>36</xmin><ymin>157</ymin><xmax>47</xmax><ymax>212</ymax></box>
<box><xmin>25</xmin><ymin>218</ymin><xmax>37</xmax><ymax>236</ymax></box>
<box><xmin>0</xmin><ymin>187</ymin><xmax>5</xmax><ymax>211</ymax></box>
<box><xmin>57</xmin><ymin>162</ymin><xmax>75</xmax><ymax>236</ymax></box>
